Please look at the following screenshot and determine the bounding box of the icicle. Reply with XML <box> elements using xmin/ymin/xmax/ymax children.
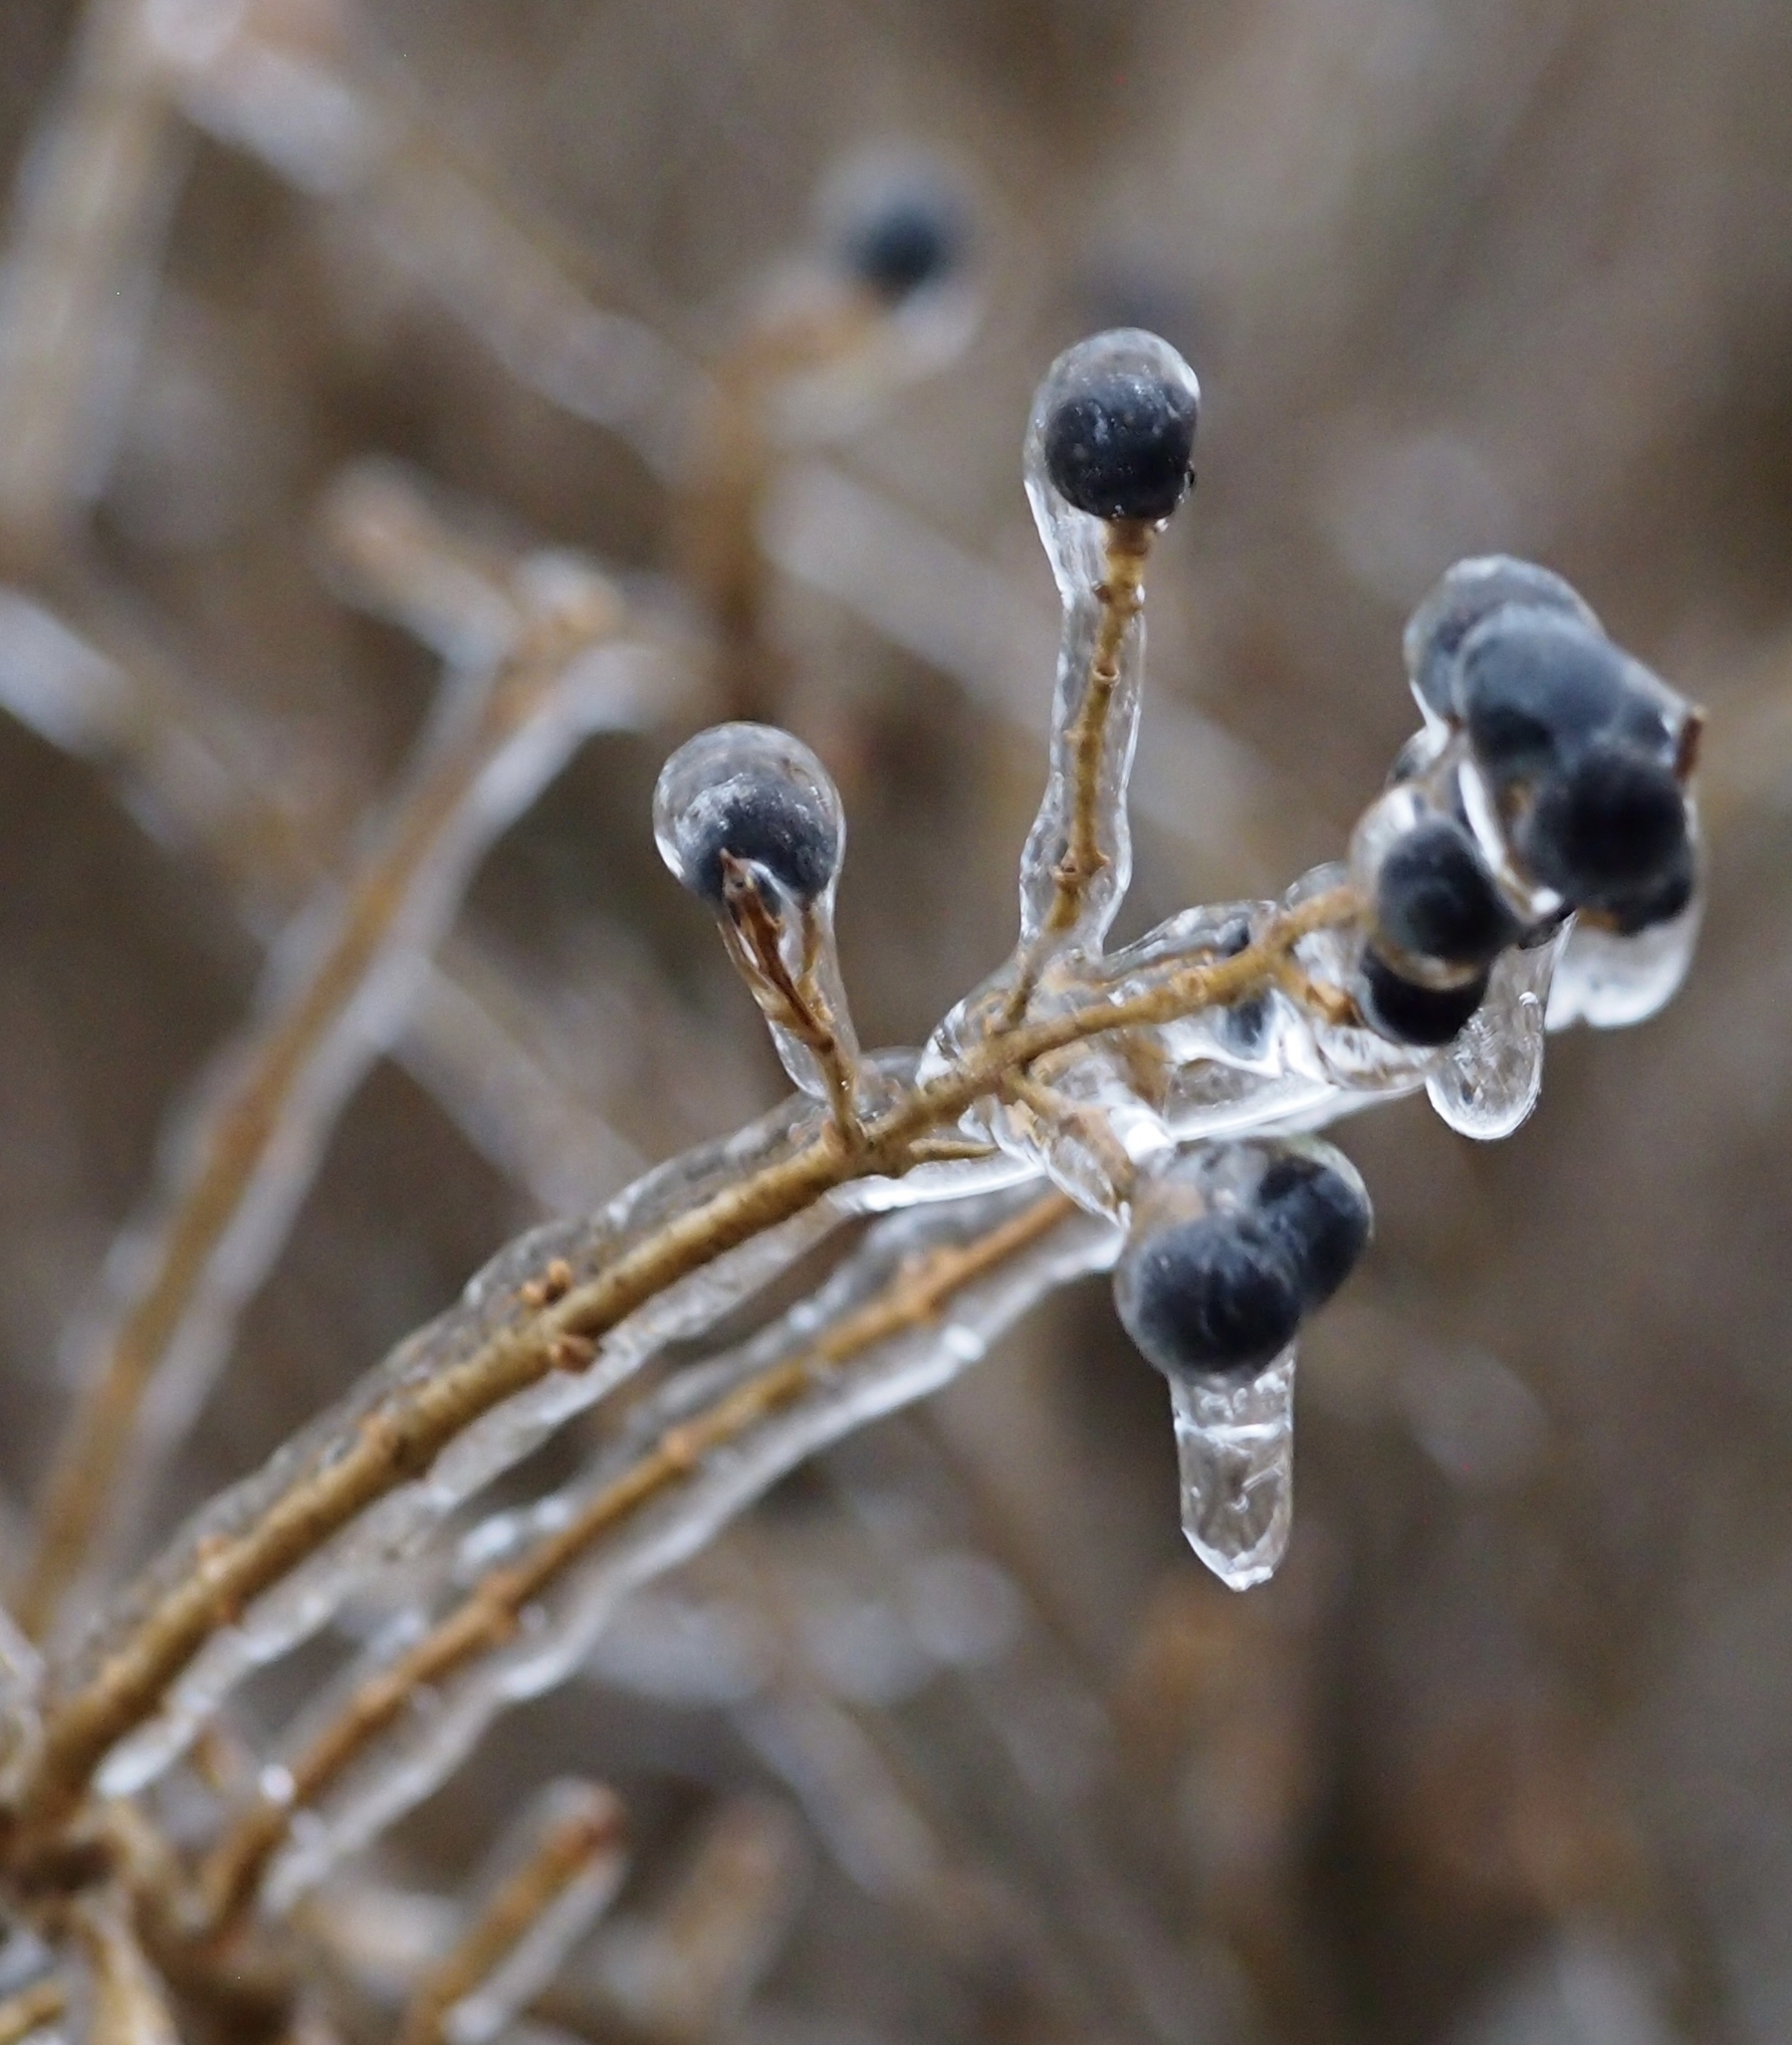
<box><xmin>1428</xmin><ymin>927</ymin><xmax>1565</xmax><ymax>1139</ymax></box>
<box><xmin>1168</xmin><ymin>1350</ymin><xmax>1296</xmax><ymax>1591</ymax></box>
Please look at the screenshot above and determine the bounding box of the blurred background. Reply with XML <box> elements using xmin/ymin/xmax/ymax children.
<box><xmin>1</xmin><ymin>1</ymin><xmax>1791</xmax><ymax>2040</ymax></box>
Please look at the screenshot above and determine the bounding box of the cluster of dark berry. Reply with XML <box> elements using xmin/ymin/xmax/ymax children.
<box><xmin>1114</xmin><ymin>1139</ymin><xmax>1371</xmax><ymax>1385</ymax></box>
<box><xmin>1360</xmin><ymin>558</ymin><xmax>1698</xmax><ymax>1045</ymax></box>
<box><xmin>652</xmin><ymin>332</ymin><xmax>1699</xmax><ymax>1429</ymax></box>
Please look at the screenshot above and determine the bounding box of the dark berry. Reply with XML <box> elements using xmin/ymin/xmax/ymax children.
<box><xmin>1374</xmin><ymin>816</ymin><xmax>1518</xmax><ymax>969</ymax></box>
<box><xmin>1042</xmin><ymin>368</ymin><xmax>1198</xmax><ymax>524</ymax></box>
<box><xmin>1514</xmin><ymin>739</ymin><xmax>1687</xmax><ymax>910</ymax></box>
<box><xmin>1359</xmin><ymin>948</ymin><xmax>1489</xmax><ymax>1047</ymax></box>
<box><xmin>1602</xmin><ymin>839</ymin><xmax>1697</xmax><ymax>935</ymax></box>
<box><xmin>1254</xmin><ymin>1149</ymin><xmax>1372</xmax><ymax>1311</ymax></box>
<box><xmin>1407</xmin><ymin>558</ymin><xmax>1596</xmax><ymax>719</ymax></box>
<box><xmin>686</xmin><ymin>778</ymin><xmax>840</xmax><ymax>909</ymax></box>
<box><xmin>1116</xmin><ymin>1213</ymin><xmax>1302</xmax><ymax>1384</ymax></box>
<box><xmin>841</xmin><ymin>191</ymin><xmax>964</xmax><ymax>303</ymax></box>
<box><xmin>1214</xmin><ymin>915</ymin><xmax>1269</xmax><ymax>1055</ymax></box>
<box><xmin>1459</xmin><ymin>611</ymin><xmax>1674</xmax><ymax>791</ymax></box>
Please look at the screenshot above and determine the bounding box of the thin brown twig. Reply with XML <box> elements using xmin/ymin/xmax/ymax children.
<box><xmin>0</xmin><ymin>1977</ymin><xmax>66</xmax><ymax>2045</ymax></box>
<box><xmin>13</xmin><ymin>883</ymin><xmax>1356</xmax><ymax>1844</ymax></box>
<box><xmin>392</xmin><ymin>1785</ymin><xmax>627</xmax><ymax>2045</ymax></box>
<box><xmin>1045</xmin><ymin>519</ymin><xmax>1153</xmax><ymax>938</ymax></box>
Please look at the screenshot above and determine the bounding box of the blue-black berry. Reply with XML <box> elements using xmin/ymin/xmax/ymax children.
<box><xmin>685</xmin><ymin>777</ymin><xmax>841</xmax><ymax>909</ymax></box>
<box><xmin>1115</xmin><ymin>1212</ymin><xmax>1302</xmax><ymax>1384</ymax></box>
<box><xmin>1374</xmin><ymin>816</ymin><xmax>1518</xmax><ymax>969</ymax></box>
<box><xmin>1254</xmin><ymin>1148</ymin><xmax>1372</xmax><ymax>1311</ymax></box>
<box><xmin>1359</xmin><ymin>947</ymin><xmax>1489</xmax><ymax>1047</ymax></box>
<box><xmin>1042</xmin><ymin>366</ymin><xmax>1198</xmax><ymax>524</ymax></box>
<box><xmin>1513</xmin><ymin>739</ymin><xmax>1688</xmax><ymax>911</ymax></box>
<box><xmin>1458</xmin><ymin>611</ymin><xmax>1674</xmax><ymax>793</ymax></box>
<box><xmin>1602</xmin><ymin>839</ymin><xmax>1697</xmax><ymax>935</ymax></box>
<box><xmin>1406</xmin><ymin>558</ymin><xmax>1597</xmax><ymax>719</ymax></box>
<box><xmin>841</xmin><ymin>190</ymin><xmax>964</xmax><ymax>304</ymax></box>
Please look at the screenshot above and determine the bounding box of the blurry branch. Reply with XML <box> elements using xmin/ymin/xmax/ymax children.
<box><xmin>104</xmin><ymin>2</ymin><xmax>1304</xmax><ymax>889</ymax></box>
<box><xmin>0</xmin><ymin>571</ymin><xmax>657</xmax><ymax>1211</ymax></box>
<box><xmin>69</xmin><ymin>1892</ymin><xmax>179</xmax><ymax>2045</ymax></box>
<box><xmin>0</xmin><ymin>0</ymin><xmax>187</xmax><ymax>563</ymax></box>
<box><xmin>565</xmin><ymin>1796</ymin><xmax>803</xmax><ymax>2045</ymax></box>
<box><xmin>393</xmin><ymin>1782</ymin><xmax>627</xmax><ymax>2045</ymax></box>
<box><xmin>14</xmin><ymin>535</ymin><xmax>673</xmax><ymax>1638</ymax></box>
<box><xmin>196</xmin><ymin>1189</ymin><xmax>1074</xmax><ymax>1934</ymax></box>
<box><xmin>0</xmin><ymin>1976</ymin><xmax>65</xmax><ymax>2045</ymax></box>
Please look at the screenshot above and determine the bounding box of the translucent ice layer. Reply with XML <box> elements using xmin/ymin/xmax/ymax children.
<box><xmin>1428</xmin><ymin>927</ymin><xmax>1565</xmax><ymax>1139</ymax></box>
<box><xmin>1169</xmin><ymin>1350</ymin><xmax>1296</xmax><ymax>1590</ymax></box>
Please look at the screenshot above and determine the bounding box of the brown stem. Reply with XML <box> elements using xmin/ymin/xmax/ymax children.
<box><xmin>1002</xmin><ymin>520</ymin><xmax>1155</xmax><ymax>1028</ymax></box>
<box><xmin>1045</xmin><ymin>519</ymin><xmax>1153</xmax><ymax>938</ymax></box>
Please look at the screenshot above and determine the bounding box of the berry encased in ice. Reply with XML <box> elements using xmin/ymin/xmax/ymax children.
<box><xmin>1405</xmin><ymin>557</ymin><xmax>1599</xmax><ymax>719</ymax></box>
<box><xmin>1115</xmin><ymin>1212</ymin><xmax>1303</xmax><ymax>1384</ymax></box>
<box><xmin>685</xmin><ymin>777</ymin><xmax>841</xmax><ymax>909</ymax></box>
<box><xmin>1513</xmin><ymin>739</ymin><xmax>1689</xmax><ymax>912</ymax></box>
<box><xmin>1359</xmin><ymin>947</ymin><xmax>1489</xmax><ymax>1046</ymax></box>
<box><xmin>841</xmin><ymin>189</ymin><xmax>964</xmax><ymax>304</ymax></box>
<box><xmin>1602</xmin><ymin>838</ymin><xmax>1697</xmax><ymax>936</ymax></box>
<box><xmin>1458</xmin><ymin>611</ymin><xmax>1674</xmax><ymax>792</ymax></box>
<box><xmin>1255</xmin><ymin>1147</ymin><xmax>1372</xmax><ymax>1311</ymax></box>
<box><xmin>1374</xmin><ymin>816</ymin><xmax>1518</xmax><ymax>969</ymax></box>
<box><xmin>1042</xmin><ymin>363</ymin><xmax>1198</xmax><ymax>524</ymax></box>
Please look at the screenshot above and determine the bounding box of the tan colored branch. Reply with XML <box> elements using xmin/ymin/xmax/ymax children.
<box><xmin>1044</xmin><ymin>518</ymin><xmax>1153</xmax><ymax>938</ymax></box>
<box><xmin>0</xmin><ymin>1977</ymin><xmax>66</xmax><ymax>2045</ymax></box>
<box><xmin>69</xmin><ymin>1892</ymin><xmax>180</xmax><ymax>2045</ymax></box>
<box><xmin>393</xmin><ymin>1784</ymin><xmax>626</xmax><ymax>2045</ymax></box>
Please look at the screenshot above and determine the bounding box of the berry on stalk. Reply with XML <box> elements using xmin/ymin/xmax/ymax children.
<box><xmin>1039</xmin><ymin>330</ymin><xmax>1199</xmax><ymax>524</ymax></box>
<box><xmin>1374</xmin><ymin>816</ymin><xmax>1518</xmax><ymax>969</ymax></box>
<box><xmin>1359</xmin><ymin>947</ymin><xmax>1489</xmax><ymax>1047</ymax></box>
<box><xmin>1405</xmin><ymin>556</ymin><xmax>1600</xmax><ymax>720</ymax></box>
<box><xmin>654</xmin><ymin>724</ymin><xmax>844</xmax><ymax>912</ymax></box>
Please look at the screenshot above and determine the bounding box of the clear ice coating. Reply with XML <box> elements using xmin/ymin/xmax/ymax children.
<box><xmin>1169</xmin><ymin>1351</ymin><xmax>1296</xmax><ymax>1590</ymax></box>
<box><xmin>1428</xmin><ymin>927</ymin><xmax>1565</xmax><ymax>1139</ymax></box>
<box><xmin>1013</xmin><ymin>329</ymin><xmax>1199</xmax><ymax>964</ymax></box>
<box><xmin>1546</xmin><ymin>885</ymin><xmax>1704</xmax><ymax>1030</ymax></box>
<box><xmin>259</xmin><ymin>1188</ymin><xmax>1115</xmax><ymax>1908</ymax></box>
<box><xmin>652</xmin><ymin>722</ymin><xmax>864</xmax><ymax>1107</ymax></box>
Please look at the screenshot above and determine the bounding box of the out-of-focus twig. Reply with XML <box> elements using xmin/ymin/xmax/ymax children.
<box><xmin>394</xmin><ymin>1782</ymin><xmax>626</xmax><ymax>2045</ymax></box>
<box><xmin>0</xmin><ymin>1975</ymin><xmax>66</xmax><ymax>2045</ymax></box>
<box><xmin>0</xmin><ymin>0</ymin><xmax>187</xmax><ymax>564</ymax></box>
<box><xmin>14</xmin><ymin>554</ymin><xmax>661</xmax><ymax>1638</ymax></box>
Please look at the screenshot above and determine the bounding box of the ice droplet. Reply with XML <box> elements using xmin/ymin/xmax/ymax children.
<box><xmin>1428</xmin><ymin>927</ymin><xmax>1564</xmax><ymax>1139</ymax></box>
<box><xmin>1545</xmin><ymin>888</ymin><xmax>1703</xmax><ymax>1031</ymax></box>
<box><xmin>1168</xmin><ymin>1350</ymin><xmax>1295</xmax><ymax>1590</ymax></box>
